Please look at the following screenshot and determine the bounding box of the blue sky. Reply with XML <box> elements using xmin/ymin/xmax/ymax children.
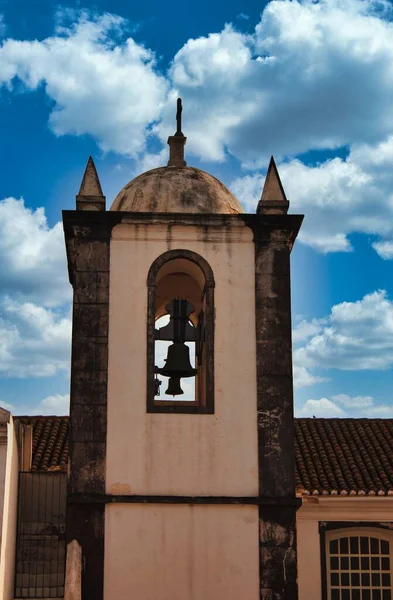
<box><xmin>0</xmin><ymin>0</ymin><xmax>392</xmax><ymax>417</ymax></box>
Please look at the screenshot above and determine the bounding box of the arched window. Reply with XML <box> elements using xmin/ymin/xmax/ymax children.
<box><xmin>146</xmin><ymin>250</ymin><xmax>215</xmax><ymax>414</ymax></box>
<box><xmin>326</xmin><ymin>527</ymin><xmax>393</xmax><ymax>600</ymax></box>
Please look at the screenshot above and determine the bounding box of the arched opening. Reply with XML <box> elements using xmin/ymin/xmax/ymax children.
<box><xmin>325</xmin><ymin>527</ymin><xmax>393</xmax><ymax>600</ymax></box>
<box><xmin>146</xmin><ymin>250</ymin><xmax>215</xmax><ymax>414</ymax></box>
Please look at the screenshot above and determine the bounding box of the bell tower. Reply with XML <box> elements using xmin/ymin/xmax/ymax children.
<box><xmin>63</xmin><ymin>100</ymin><xmax>303</xmax><ymax>600</ymax></box>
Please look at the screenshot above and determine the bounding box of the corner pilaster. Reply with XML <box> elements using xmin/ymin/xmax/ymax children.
<box><xmin>64</xmin><ymin>215</ymin><xmax>115</xmax><ymax>600</ymax></box>
<box><xmin>251</xmin><ymin>216</ymin><xmax>303</xmax><ymax>599</ymax></box>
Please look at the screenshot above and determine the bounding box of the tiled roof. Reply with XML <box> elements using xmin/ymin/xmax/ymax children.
<box><xmin>295</xmin><ymin>418</ymin><xmax>393</xmax><ymax>497</ymax></box>
<box><xmin>14</xmin><ymin>416</ymin><xmax>393</xmax><ymax>497</ymax></box>
<box><xmin>16</xmin><ymin>416</ymin><xmax>69</xmax><ymax>472</ymax></box>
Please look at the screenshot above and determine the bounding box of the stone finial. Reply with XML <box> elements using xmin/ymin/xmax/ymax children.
<box><xmin>76</xmin><ymin>156</ymin><xmax>106</xmax><ymax>211</ymax></box>
<box><xmin>167</xmin><ymin>97</ymin><xmax>187</xmax><ymax>167</ymax></box>
<box><xmin>257</xmin><ymin>156</ymin><xmax>289</xmax><ymax>215</ymax></box>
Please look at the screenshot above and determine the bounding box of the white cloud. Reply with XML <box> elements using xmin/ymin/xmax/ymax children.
<box><xmin>230</xmin><ymin>173</ymin><xmax>264</xmax><ymax>213</ymax></box>
<box><xmin>294</xmin><ymin>290</ymin><xmax>393</xmax><ymax>371</ymax></box>
<box><xmin>0</xmin><ymin>197</ymin><xmax>70</xmax><ymax>307</ymax></box>
<box><xmin>157</xmin><ymin>0</ymin><xmax>393</xmax><ymax>165</ymax></box>
<box><xmin>293</xmin><ymin>365</ymin><xmax>329</xmax><ymax>389</ymax></box>
<box><xmin>372</xmin><ymin>241</ymin><xmax>393</xmax><ymax>259</ymax></box>
<box><xmin>293</xmin><ymin>291</ymin><xmax>393</xmax><ymax>409</ymax></box>
<box><xmin>0</xmin><ymin>11</ymin><xmax>168</xmax><ymax>157</ymax></box>
<box><xmin>2</xmin><ymin>0</ymin><xmax>393</xmax><ymax>169</ymax></box>
<box><xmin>0</xmin><ymin>298</ymin><xmax>71</xmax><ymax>377</ymax></box>
<box><xmin>231</xmin><ymin>134</ymin><xmax>393</xmax><ymax>253</ymax></box>
<box><xmin>2</xmin><ymin>1</ymin><xmax>393</xmax><ymax>170</ymax></box>
<box><xmin>297</xmin><ymin>393</ymin><xmax>393</xmax><ymax>418</ymax></box>
<box><xmin>164</xmin><ymin>0</ymin><xmax>393</xmax><ymax>255</ymax></box>
<box><xmin>298</xmin><ymin>397</ymin><xmax>346</xmax><ymax>418</ymax></box>
<box><xmin>131</xmin><ymin>148</ymin><xmax>167</xmax><ymax>175</ymax></box>
<box><xmin>155</xmin><ymin>28</ymin><xmax>254</xmax><ymax>162</ymax></box>
<box><xmin>332</xmin><ymin>393</ymin><xmax>374</xmax><ymax>408</ymax></box>
<box><xmin>1</xmin><ymin>393</ymin><xmax>70</xmax><ymax>415</ymax></box>
<box><xmin>0</xmin><ymin>198</ymin><xmax>71</xmax><ymax>378</ymax></box>
<box><xmin>162</xmin><ymin>0</ymin><xmax>393</xmax><ymax>256</ymax></box>
<box><xmin>293</xmin><ymin>318</ymin><xmax>326</xmax><ymax>344</ymax></box>
<box><xmin>32</xmin><ymin>393</ymin><xmax>69</xmax><ymax>415</ymax></box>
<box><xmin>362</xmin><ymin>404</ymin><xmax>393</xmax><ymax>416</ymax></box>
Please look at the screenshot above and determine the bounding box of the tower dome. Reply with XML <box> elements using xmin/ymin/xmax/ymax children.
<box><xmin>110</xmin><ymin>166</ymin><xmax>243</xmax><ymax>214</ymax></box>
<box><xmin>110</xmin><ymin>98</ymin><xmax>243</xmax><ymax>214</ymax></box>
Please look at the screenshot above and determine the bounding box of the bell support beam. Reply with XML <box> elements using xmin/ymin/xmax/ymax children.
<box><xmin>248</xmin><ymin>215</ymin><xmax>303</xmax><ymax>600</ymax></box>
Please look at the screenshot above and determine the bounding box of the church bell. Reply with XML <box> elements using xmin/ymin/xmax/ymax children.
<box><xmin>158</xmin><ymin>342</ymin><xmax>197</xmax><ymax>379</ymax></box>
<box><xmin>165</xmin><ymin>377</ymin><xmax>184</xmax><ymax>397</ymax></box>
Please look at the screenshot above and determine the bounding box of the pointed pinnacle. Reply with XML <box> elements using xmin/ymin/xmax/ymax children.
<box><xmin>78</xmin><ymin>156</ymin><xmax>104</xmax><ymax>197</ymax></box>
<box><xmin>257</xmin><ymin>156</ymin><xmax>289</xmax><ymax>215</ymax></box>
<box><xmin>76</xmin><ymin>156</ymin><xmax>106</xmax><ymax>211</ymax></box>
<box><xmin>261</xmin><ymin>156</ymin><xmax>287</xmax><ymax>203</ymax></box>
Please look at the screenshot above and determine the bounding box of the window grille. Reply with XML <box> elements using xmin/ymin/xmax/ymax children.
<box><xmin>326</xmin><ymin>529</ymin><xmax>393</xmax><ymax>600</ymax></box>
<box><xmin>14</xmin><ymin>472</ymin><xmax>66</xmax><ymax>598</ymax></box>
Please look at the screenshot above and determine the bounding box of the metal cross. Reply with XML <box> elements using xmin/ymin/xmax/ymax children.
<box><xmin>175</xmin><ymin>98</ymin><xmax>183</xmax><ymax>136</ymax></box>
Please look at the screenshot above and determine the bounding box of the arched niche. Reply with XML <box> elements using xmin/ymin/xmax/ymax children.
<box><xmin>146</xmin><ymin>249</ymin><xmax>215</xmax><ymax>414</ymax></box>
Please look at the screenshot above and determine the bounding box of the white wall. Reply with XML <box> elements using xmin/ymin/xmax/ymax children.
<box><xmin>105</xmin><ymin>220</ymin><xmax>259</xmax><ymax>599</ymax></box>
<box><xmin>106</xmin><ymin>222</ymin><xmax>258</xmax><ymax>496</ymax></box>
<box><xmin>297</xmin><ymin>516</ymin><xmax>321</xmax><ymax>600</ymax></box>
<box><xmin>0</xmin><ymin>416</ymin><xmax>19</xmax><ymax>600</ymax></box>
<box><xmin>104</xmin><ymin>504</ymin><xmax>259</xmax><ymax>600</ymax></box>
<box><xmin>0</xmin><ymin>434</ymin><xmax>8</xmax><ymax>550</ymax></box>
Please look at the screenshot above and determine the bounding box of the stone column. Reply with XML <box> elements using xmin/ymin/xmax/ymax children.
<box><xmin>64</xmin><ymin>218</ymin><xmax>112</xmax><ymax>600</ymax></box>
<box><xmin>254</xmin><ymin>220</ymin><xmax>302</xmax><ymax>600</ymax></box>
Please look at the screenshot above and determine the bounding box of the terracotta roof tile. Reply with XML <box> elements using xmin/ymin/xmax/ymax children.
<box><xmin>16</xmin><ymin>416</ymin><xmax>69</xmax><ymax>472</ymax></box>
<box><xmin>295</xmin><ymin>419</ymin><xmax>393</xmax><ymax>496</ymax></box>
<box><xmin>14</xmin><ymin>417</ymin><xmax>393</xmax><ymax>497</ymax></box>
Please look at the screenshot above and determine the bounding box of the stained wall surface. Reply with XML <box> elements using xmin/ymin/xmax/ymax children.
<box><xmin>106</xmin><ymin>222</ymin><xmax>258</xmax><ymax>496</ymax></box>
<box><xmin>104</xmin><ymin>504</ymin><xmax>259</xmax><ymax>600</ymax></box>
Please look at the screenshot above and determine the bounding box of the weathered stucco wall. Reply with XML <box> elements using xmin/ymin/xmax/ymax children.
<box><xmin>297</xmin><ymin>514</ymin><xmax>321</xmax><ymax>600</ymax></box>
<box><xmin>0</xmin><ymin>417</ymin><xmax>19</xmax><ymax>600</ymax></box>
<box><xmin>297</xmin><ymin>497</ymin><xmax>393</xmax><ymax>600</ymax></box>
<box><xmin>106</xmin><ymin>222</ymin><xmax>258</xmax><ymax>496</ymax></box>
<box><xmin>104</xmin><ymin>504</ymin><xmax>259</xmax><ymax>600</ymax></box>
<box><xmin>0</xmin><ymin>432</ymin><xmax>7</xmax><ymax>548</ymax></box>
